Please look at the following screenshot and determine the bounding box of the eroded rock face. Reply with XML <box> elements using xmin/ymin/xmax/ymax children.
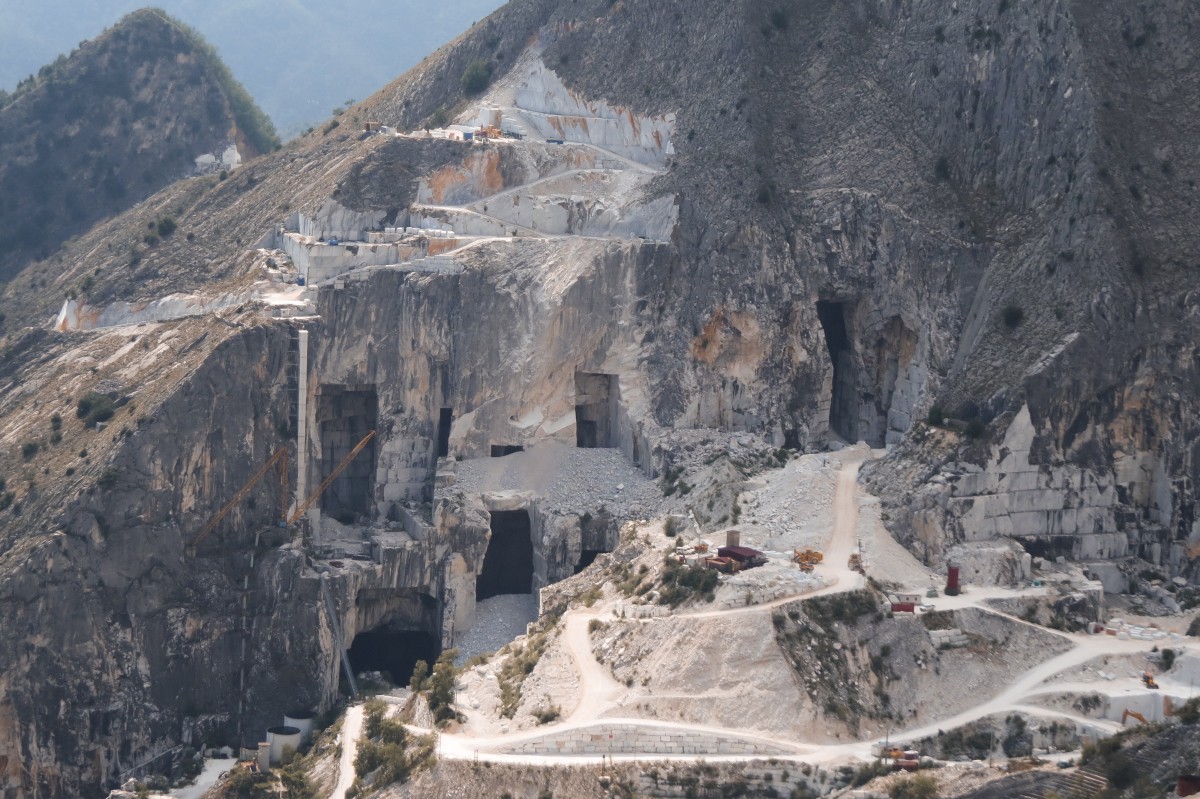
<box><xmin>867</xmin><ymin>297</ymin><xmax>1200</xmax><ymax>588</ymax></box>
<box><xmin>1</xmin><ymin>0</ymin><xmax>1199</xmax><ymax>794</ymax></box>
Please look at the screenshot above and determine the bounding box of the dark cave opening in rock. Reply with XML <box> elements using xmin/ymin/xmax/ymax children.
<box><xmin>575</xmin><ymin>372</ymin><xmax>617</xmax><ymax>448</ymax></box>
<box><xmin>436</xmin><ymin>407</ymin><xmax>453</xmax><ymax>458</ymax></box>
<box><xmin>574</xmin><ymin>549</ymin><xmax>603</xmax><ymax>574</ymax></box>
<box><xmin>816</xmin><ymin>301</ymin><xmax>858</xmax><ymax>443</ymax></box>
<box><xmin>477</xmin><ymin>510</ymin><xmax>534</xmax><ymax>600</ymax></box>
<box><xmin>347</xmin><ymin>630</ymin><xmax>440</xmax><ymax>686</ymax></box>
<box><xmin>317</xmin><ymin>385</ymin><xmax>378</xmax><ymax>521</ymax></box>
<box><xmin>490</xmin><ymin>444</ymin><xmax>524</xmax><ymax>457</ymax></box>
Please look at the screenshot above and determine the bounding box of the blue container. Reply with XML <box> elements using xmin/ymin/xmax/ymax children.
<box><xmin>296</xmin><ymin>276</ymin><xmax>306</xmax><ymax>286</ymax></box>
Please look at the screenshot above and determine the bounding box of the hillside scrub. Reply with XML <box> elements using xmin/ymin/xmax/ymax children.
<box><xmin>353</xmin><ymin>698</ymin><xmax>436</xmax><ymax>790</ymax></box>
<box><xmin>149</xmin><ymin>9</ymin><xmax>280</xmax><ymax>153</ymax></box>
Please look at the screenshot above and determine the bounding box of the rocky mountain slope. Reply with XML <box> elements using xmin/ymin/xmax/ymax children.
<box><xmin>0</xmin><ymin>8</ymin><xmax>277</xmax><ymax>287</ymax></box>
<box><xmin>0</xmin><ymin>0</ymin><xmax>505</xmax><ymax>138</ymax></box>
<box><xmin>0</xmin><ymin>0</ymin><xmax>1197</xmax><ymax>796</ymax></box>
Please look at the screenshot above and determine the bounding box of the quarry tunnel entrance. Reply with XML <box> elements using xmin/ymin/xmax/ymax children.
<box><xmin>347</xmin><ymin>630</ymin><xmax>440</xmax><ymax>686</ymax></box>
<box><xmin>477</xmin><ymin>510</ymin><xmax>534</xmax><ymax>601</ymax></box>
<box><xmin>816</xmin><ymin>301</ymin><xmax>859</xmax><ymax>444</ymax></box>
<box><xmin>575</xmin><ymin>372</ymin><xmax>617</xmax><ymax>448</ymax></box>
<box><xmin>575</xmin><ymin>549</ymin><xmax>604</xmax><ymax>574</ymax></box>
<box><xmin>346</xmin><ymin>588</ymin><xmax>441</xmax><ymax>686</ymax></box>
<box><xmin>318</xmin><ymin>386</ymin><xmax>378</xmax><ymax>522</ymax></box>
<box><xmin>436</xmin><ymin>407</ymin><xmax>453</xmax><ymax>458</ymax></box>
<box><xmin>816</xmin><ymin>302</ymin><xmax>920</xmax><ymax>447</ymax></box>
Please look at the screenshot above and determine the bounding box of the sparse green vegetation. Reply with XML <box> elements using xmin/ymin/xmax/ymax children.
<box><xmin>424</xmin><ymin>649</ymin><xmax>459</xmax><ymax>726</ymax></box>
<box><xmin>658</xmin><ymin>556</ymin><xmax>719</xmax><ymax>607</ymax></box>
<box><xmin>21</xmin><ymin>441</ymin><xmax>39</xmax><ymax>460</ymax></box>
<box><xmin>661</xmin><ymin>465</ymin><xmax>684</xmax><ymax>496</ymax></box>
<box><xmin>1002</xmin><ymin>304</ymin><xmax>1025</xmax><ymax>328</ymax></box>
<box><xmin>408</xmin><ymin>659</ymin><xmax>429</xmax><ymax>693</ymax></box>
<box><xmin>354</xmin><ymin>698</ymin><xmax>436</xmax><ymax>789</ymax></box>
<box><xmin>497</xmin><ymin>631</ymin><xmax>552</xmax><ymax>718</ymax></box>
<box><xmin>461</xmin><ymin>60</ymin><xmax>493</xmax><ymax>95</ymax></box>
<box><xmin>851</xmin><ymin>760</ymin><xmax>891</xmax><ymax>786</ymax></box>
<box><xmin>223</xmin><ymin>761</ymin><xmax>316</xmax><ymax>799</ymax></box>
<box><xmin>77</xmin><ymin>392</ymin><xmax>116</xmax><ymax>427</ymax></box>
<box><xmin>1174</xmin><ymin>696</ymin><xmax>1199</xmax><ymax>724</ymax></box>
<box><xmin>926</xmin><ymin>405</ymin><xmax>945</xmax><ymax>426</ymax></box>
<box><xmin>889</xmin><ymin>773</ymin><xmax>938</xmax><ymax>799</ymax></box>
<box><xmin>1002</xmin><ymin>714</ymin><xmax>1031</xmax><ymax>757</ymax></box>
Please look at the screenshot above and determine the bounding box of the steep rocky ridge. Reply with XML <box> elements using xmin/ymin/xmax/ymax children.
<box><xmin>0</xmin><ymin>8</ymin><xmax>277</xmax><ymax>288</ymax></box>
<box><xmin>0</xmin><ymin>0</ymin><xmax>1197</xmax><ymax>795</ymax></box>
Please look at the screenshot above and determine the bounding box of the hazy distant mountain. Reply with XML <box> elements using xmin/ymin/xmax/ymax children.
<box><xmin>0</xmin><ymin>0</ymin><xmax>505</xmax><ymax>137</ymax></box>
<box><xmin>0</xmin><ymin>8</ymin><xmax>277</xmax><ymax>284</ymax></box>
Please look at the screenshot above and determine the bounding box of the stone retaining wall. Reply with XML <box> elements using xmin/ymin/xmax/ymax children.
<box><xmin>497</xmin><ymin>724</ymin><xmax>790</xmax><ymax>756</ymax></box>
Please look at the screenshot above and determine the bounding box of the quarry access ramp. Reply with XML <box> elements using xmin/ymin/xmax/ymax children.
<box><xmin>425</xmin><ymin>449</ymin><xmax>1199</xmax><ymax>768</ymax></box>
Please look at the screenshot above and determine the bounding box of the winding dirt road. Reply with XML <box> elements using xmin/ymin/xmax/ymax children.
<box><xmin>426</xmin><ymin>452</ymin><xmax>1196</xmax><ymax>768</ymax></box>
<box><xmin>330</xmin><ymin>704</ymin><xmax>363</xmax><ymax>799</ymax></box>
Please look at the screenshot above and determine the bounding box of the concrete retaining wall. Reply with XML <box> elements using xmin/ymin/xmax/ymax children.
<box><xmin>498</xmin><ymin>724</ymin><xmax>790</xmax><ymax>756</ymax></box>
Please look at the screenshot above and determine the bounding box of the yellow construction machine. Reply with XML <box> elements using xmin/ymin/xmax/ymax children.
<box><xmin>1122</xmin><ymin>708</ymin><xmax>1149</xmax><ymax>726</ymax></box>
<box><xmin>793</xmin><ymin>547</ymin><xmax>824</xmax><ymax>572</ymax></box>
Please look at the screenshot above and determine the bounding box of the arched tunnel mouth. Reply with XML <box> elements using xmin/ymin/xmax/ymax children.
<box><xmin>347</xmin><ymin>629</ymin><xmax>441</xmax><ymax>686</ymax></box>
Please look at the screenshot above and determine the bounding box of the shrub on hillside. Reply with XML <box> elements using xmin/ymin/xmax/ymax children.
<box><xmin>77</xmin><ymin>392</ymin><xmax>115</xmax><ymax>427</ymax></box>
<box><xmin>889</xmin><ymin>773</ymin><xmax>938</xmax><ymax>799</ymax></box>
<box><xmin>461</xmin><ymin>60</ymin><xmax>492</xmax><ymax>95</ymax></box>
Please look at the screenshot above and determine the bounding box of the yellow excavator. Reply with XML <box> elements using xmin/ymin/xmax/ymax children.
<box><xmin>1142</xmin><ymin>672</ymin><xmax>1159</xmax><ymax>690</ymax></box>
<box><xmin>1122</xmin><ymin>708</ymin><xmax>1149</xmax><ymax>726</ymax></box>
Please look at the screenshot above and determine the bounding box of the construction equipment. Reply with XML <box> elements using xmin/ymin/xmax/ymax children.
<box><xmin>476</xmin><ymin>125</ymin><xmax>503</xmax><ymax>139</ymax></box>
<box><xmin>793</xmin><ymin>547</ymin><xmax>824</xmax><ymax>572</ymax></box>
<box><xmin>287</xmin><ymin>430</ymin><xmax>377</xmax><ymax>525</ymax></box>
<box><xmin>189</xmin><ymin>448</ymin><xmax>289</xmax><ymax>555</ymax></box>
<box><xmin>848</xmin><ymin>552</ymin><xmax>865</xmax><ymax>574</ymax></box>
<box><xmin>1122</xmin><ymin>708</ymin><xmax>1149</xmax><ymax>726</ymax></box>
<box><xmin>1142</xmin><ymin>672</ymin><xmax>1159</xmax><ymax>690</ymax></box>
